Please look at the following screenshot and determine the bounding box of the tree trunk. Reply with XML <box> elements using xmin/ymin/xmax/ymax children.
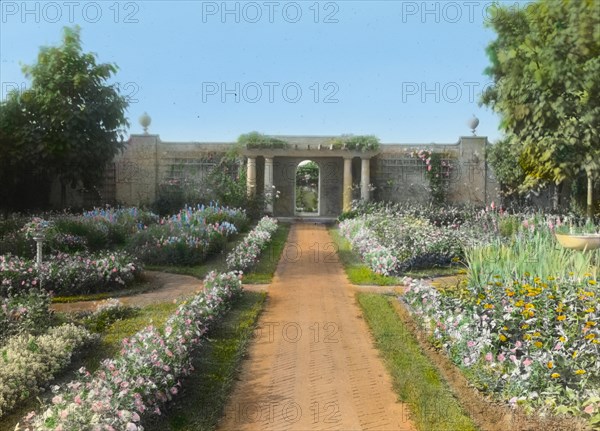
<box><xmin>587</xmin><ymin>171</ymin><xmax>594</xmax><ymax>221</ymax></box>
<box><xmin>552</xmin><ymin>183</ymin><xmax>560</xmax><ymax>211</ymax></box>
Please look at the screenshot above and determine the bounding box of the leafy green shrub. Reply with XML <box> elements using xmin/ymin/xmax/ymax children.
<box><xmin>238</xmin><ymin>131</ymin><xmax>289</xmax><ymax>149</ymax></box>
<box><xmin>81</xmin><ymin>299</ymin><xmax>139</xmax><ymax>333</ymax></box>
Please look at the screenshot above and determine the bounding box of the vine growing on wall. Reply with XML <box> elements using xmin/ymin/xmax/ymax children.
<box><xmin>413</xmin><ymin>149</ymin><xmax>453</xmax><ymax>205</ymax></box>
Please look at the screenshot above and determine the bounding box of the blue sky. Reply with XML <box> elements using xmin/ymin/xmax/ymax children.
<box><xmin>0</xmin><ymin>1</ymin><xmax>520</xmax><ymax>143</ymax></box>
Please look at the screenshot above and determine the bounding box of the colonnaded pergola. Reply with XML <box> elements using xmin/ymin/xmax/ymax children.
<box><xmin>242</xmin><ymin>136</ymin><xmax>378</xmax><ymax>219</ymax></box>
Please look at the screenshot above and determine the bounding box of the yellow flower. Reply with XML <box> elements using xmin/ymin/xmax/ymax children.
<box><xmin>547</xmin><ymin>276</ymin><xmax>556</xmax><ymax>281</ymax></box>
<box><xmin>524</xmin><ymin>272</ymin><xmax>531</xmax><ymax>277</ymax></box>
<box><xmin>524</xmin><ymin>334</ymin><xmax>532</xmax><ymax>341</ymax></box>
<box><xmin>521</xmin><ymin>324</ymin><xmax>530</xmax><ymax>330</ymax></box>
<box><xmin>534</xmin><ymin>341</ymin><xmax>543</xmax><ymax>348</ymax></box>
<box><xmin>584</xmin><ymin>272</ymin><xmax>592</xmax><ymax>277</ymax></box>
<box><xmin>499</xmin><ymin>334</ymin><xmax>507</xmax><ymax>342</ymax></box>
<box><xmin>525</xmin><ymin>303</ymin><xmax>535</xmax><ymax>310</ymax></box>
<box><xmin>533</xmin><ymin>332</ymin><xmax>541</xmax><ymax>337</ymax></box>
<box><xmin>484</xmin><ymin>303</ymin><xmax>494</xmax><ymax>309</ymax></box>
<box><xmin>585</xmin><ymin>308</ymin><xmax>596</xmax><ymax>313</ymax></box>
<box><xmin>551</xmin><ymin>373</ymin><xmax>560</xmax><ymax>379</ymax></box>
<box><xmin>559</xmin><ymin>336</ymin><xmax>566</xmax><ymax>342</ymax></box>
<box><xmin>585</xmin><ymin>321</ymin><xmax>596</xmax><ymax>327</ymax></box>
<box><xmin>515</xmin><ymin>300</ymin><xmax>525</xmax><ymax>307</ymax></box>
<box><xmin>573</xmin><ymin>350</ymin><xmax>579</xmax><ymax>358</ymax></box>
<box><xmin>585</xmin><ymin>334</ymin><xmax>596</xmax><ymax>340</ymax></box>
<box><xmin>589</xmin><ymin>280</ymin><xmax>597</xmax><ymax>285</ymax></box>
<box><xmin>557</xmin><ymin>315</ymin><xmax>566</xmax><ymax>321</ymax></box>
<box><xmin>547</xmin><ymin>361</ymin><xmax>553</xmax><ymax>369</ymax></box>
<box><xmin>575</xmin><ymin>369</ymin><xmax>586</xmax><ymax>375</ymax></box>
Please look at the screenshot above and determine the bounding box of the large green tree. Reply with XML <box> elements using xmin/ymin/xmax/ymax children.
<box><xmin>481</xmin><ymin>0</ymin><xmax>600</xmax><ymax>217</ymax></box>
<box><xmin>0</xmin><ymin>26</ymin><xmax>129</xmax><ymax>210</ymax></box>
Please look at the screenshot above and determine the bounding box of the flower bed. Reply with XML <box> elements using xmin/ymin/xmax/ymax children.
<box><xmin>130</xmin><ymin>205</ymin><xmax>244</xmax><ymax>266</ymax></box>
<box><xmin>0</xmin><ymin>323</ymin><xmax>96</xmax><ymax>417</ymax></box>
<box><xmin>226</xmin><ymin>216</ymin><xmax>278</xmax><ymax>272</ymax></box>
<box><xmin>17</xmin><ymin>271</ymin><xmax>243</xmax><ymax>430</ymax></box>
<box><xmin>1</xmin><ymin>251</ymin><xmax>141</xmax><ymax>297</ymax></box>
<box><xmin>339</xmin><ymin>212</ymin><xmax>470</xmax><ymax>275</ymax></box>
<box><xmin>402</xmin><ymin>273</ymin><xmax>600</xmax><ymax>423</ymax></box>
<box><xmin>339</xmin><ymin>218</ymin><xmax>398</xmax><ymax>276</ymax></box>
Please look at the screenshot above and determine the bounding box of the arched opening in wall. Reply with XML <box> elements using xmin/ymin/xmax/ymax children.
<box><xmin>295</xmin><ymin>160</ymin><xmax>320</xmax><ymax>216</ymax></box>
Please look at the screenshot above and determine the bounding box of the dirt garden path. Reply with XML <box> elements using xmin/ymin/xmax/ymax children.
<box><xmin>218</xmin><ymin>223</ymin><xmax>415</xmax><ymax>431</ymax></box>
<box><xmin>50</xmin><ymin>271</ymin><xmax>206</xmax><ymax>313</ymax></box>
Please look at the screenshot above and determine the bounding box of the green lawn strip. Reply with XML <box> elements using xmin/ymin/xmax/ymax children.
<box><xmin>242</xmin><ymin>223</ymin><xmax>290</xmax><ymax>284</ymax></box>
<box><xmin>81</xmin><ymin>302</ymin><xmax>179</xmax><ymax>372</ymax></box>
<box><xmin>328</xmin><ymin>227</ymin><xmax>401</xmax><ymax>285</ymax></box>
<box><xmin>356</xmin><ymin>293</ymin><xmax>478</xmax><ymax>431</ymax></box>
<box><xmin>143</xmin><ymin>291</ymin><xmax>266</xmax><ymax>431</ymax></box>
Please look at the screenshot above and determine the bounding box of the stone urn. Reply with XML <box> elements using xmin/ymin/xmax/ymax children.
<box><xmin>555</xmin><ymin>233</ymin><xmax>600</xmax><ymax>251</ymax></box>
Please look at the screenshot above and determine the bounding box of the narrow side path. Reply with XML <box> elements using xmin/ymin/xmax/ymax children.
<box><xmin>218</xmin><ymin>223</ymin><xmax>415</xmax><ymax>431</ymax></box>
<box><xmin>51</xmin><ymin>271</ymin><xmax>205</xmax><ymax>313</ymax></box>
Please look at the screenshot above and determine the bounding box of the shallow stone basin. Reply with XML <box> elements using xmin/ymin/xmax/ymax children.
<box><xmin>555</xmin><ymin>233</ymin><xmax>600</xmax><ymax>251</ymax></box>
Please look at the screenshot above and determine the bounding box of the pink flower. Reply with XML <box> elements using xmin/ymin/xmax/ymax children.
<box><xmin>523</xmin><ymin>358</ymin><xmax>533</xmax><ymax>367</ymax></box>
<box><xmin>485</xmin><ymin>352</ymin><xmax>493</xmax><ymax>362</ymax></box>
<box><xmin>584</xmin><ymin>404</ymin><xmax>596</xmax><ymax>415</ymax></box>
<box><xmin>497</xmin><ymin>353</ymin><xmax>505</xmax><ymax>362</ymax></box>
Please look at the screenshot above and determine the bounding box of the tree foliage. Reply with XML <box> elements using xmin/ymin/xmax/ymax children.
<box><xmin>0</xmin><ymin>26</ymin><xmax>129</xmax><ymax>210</ymax></box>
<box><xmin>481</xmin><ymin>0</ymin><xmax>600</xmax><ymax>194</ymax></box>
<box><xmin>487</xmin><ymin>138</ymin><xmax>526</xmax><ymax>197</ymax></box>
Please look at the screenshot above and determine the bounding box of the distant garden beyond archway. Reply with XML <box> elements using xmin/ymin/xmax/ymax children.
<box><xmin>295</xmin><ymin>160</ymin><xmax>319</xmax><ymax>216</ymax></box>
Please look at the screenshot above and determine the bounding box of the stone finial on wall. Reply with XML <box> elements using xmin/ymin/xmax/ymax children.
<box><xmin>139</xmin><ymin>112</ymin><xmax>152</xmax><ymax>134</ymax></box>
<box><xmin>468</xmin><ymin>115</ymin><xmax>479</xmax><ymax>136</ymax></box>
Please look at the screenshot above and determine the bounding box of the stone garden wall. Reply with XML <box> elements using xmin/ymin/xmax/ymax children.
<box><xmin>52</xmin><ymin>134</ymin><xmax>501</xmax><ymax>214</ymax></box>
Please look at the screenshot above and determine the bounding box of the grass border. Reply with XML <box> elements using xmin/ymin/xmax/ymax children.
<box><xmin>356</xmin><ymin>292</ymin><xmax>478</xmax><ymax>431</ymax></box>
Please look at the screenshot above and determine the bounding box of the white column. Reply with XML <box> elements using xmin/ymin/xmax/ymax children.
<box><xmin>246</xmin><ymin>157</ymin><xmax>256</xmax><ymax>197</ymax></box>
<box><xmin>343</xmin><ymin>157</ymin><xmax>353</xmax><ymax>212</ymax></box>
<box><xmin>360</xmin><ymin>157</ymin><xmax>370</xmax><ymax>201</ymax></box>
<box><xmin>264</xmin><ymin>157</ymin><xmax>274</xmax><ymax>213</ymax></box>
